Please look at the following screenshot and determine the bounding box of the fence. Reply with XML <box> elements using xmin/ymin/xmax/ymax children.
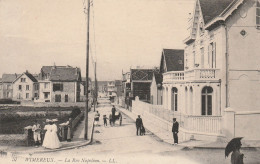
<box><xmin>132</xmin><ymin>99</ymin><xmax>222</xmax><ymax>136</ymax></box>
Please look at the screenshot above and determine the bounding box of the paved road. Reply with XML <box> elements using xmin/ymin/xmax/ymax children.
<box><xmin>24</xmin><ymin>98</ymin><xmax>260</xmax><ymax>164</ymax></box>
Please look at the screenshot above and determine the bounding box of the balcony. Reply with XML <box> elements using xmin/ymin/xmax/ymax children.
<box><xmin>163</xmin><ymin>69</ymin><xmax>220</xmax><ymax>83</ymax></box>
<box><xmin>185</xmin><ymin>68</ymin><xmax>220</xmax><ymax>81</ymax></box>
<box><xmin>163</xmin><ymin>71</ymin><xmax>184</xmax><ymax>83</ymax></box>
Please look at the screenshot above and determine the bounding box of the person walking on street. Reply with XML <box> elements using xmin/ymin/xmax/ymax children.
<box><xmin>94</xmin><ymin>111</ymin><xmax>100</xmax><ymax>126</ymax></box>
<box><xmin>65</xmin><ymin>117</ymin><xmax>72</xmax><ymax>142</ymax></box>
<box><xmin>32</xmin><ymin>120</ymin><xmax>42</xmax><ymax>147</ymax></box>
<box><xmin>103</xmin><ymin>115</ymin><xmax>108</xmax><ymax>126</ymax></box>
<box><xmin>172</xmin><ymin>118</ymin><xmax>179</xmax><ymax>145</ymax></box>
<box><xmin>111</xmin><ymin>105</ymin><xmax>116</xmax><ymax>126</ymax></box>
<box><xmin>136</xmin><ymin>115</ymin><xmax>143</xmax><ymax>136</ymax></box>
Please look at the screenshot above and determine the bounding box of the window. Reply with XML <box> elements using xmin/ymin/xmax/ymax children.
<box><xmin>26</xmin><ymin>85</ymin><xmax>30</xmax><ymax>90</ymax></box>
<box><xmin>7</xmin><ymin>84</ymin><xmax>11</xmax><ymax>90</ymax></box>
<box><xmin>171</xmin><ymin>88</ymin><xmax>178</xmax><ymax>111</ymax></box>
<box><xmin>208</xmin><ymin>42</ymin><xmax>216</xmax><ymax>68</ymax></box>
<box><xmin>201</xmin><ymin>47</ymin><xmax>204</xmax><ymax>68</ymax></box>
<box><xmin>7</xmin><ymin>92</ymin><xmax>11</xmax><ymax>98</ymax></box>
<box><xmin>44</xmin><ymin>83</ymin><xmax>49</xmax><ymax>89</ymax></box>
<box><xmin>53</xmin><ymin>83</ymin><xmax>63</xmax><ymax>92</ymax></box>
<box><xmin>257</xmin><ymin>0</ymin><xmax>260</xmax><ymax>28</ymax></box>
<box><xmin>34</xmin><ymin>84</ymin><xmax>39</xmax><ymax>90</ymax></box>
<box><xmin>34</xmin><ymin>93</ymin><xmax>38</xmax><ymax>98</ymax></box>
<box><xmin>44</xmin><ymin>93</ymin><xmax>49</xmax><ymax>99</ymax></box>
<box><xmin>26</xmin><ymin>93</ymin><xmax>29</xmax><ymax>99</ymax></box>
<box><xmin>55</xmin><ymin>94</ymin><xmax>61</xmax><ymax>102</ymax></box>
<box><xmin>21</xmin><ymin>78</ymin><xmax>26</xmax><ymax>82</ymax></box>
<box><xmin>65</xmin><ymin>94</ymin><xmax>68</xmax><ymax>102</ymax></box>
<box><xmin>19</xmin><ymin>85</ymin><xmax>22</xmax><ymax>90</ymax></box>
<box><xmin>17</xmin><ymin>93</ymin><xmax>22</xmax><ymax>99</ymax></box>
<box><xmin>201</xmin><ymin>87</ymin><xmax>213</xmax><ymax>115</ymax></box>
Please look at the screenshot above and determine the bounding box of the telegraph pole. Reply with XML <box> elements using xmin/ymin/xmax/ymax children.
<box><xmin>84</xmin><ymin>0</ymin><xmax>90</xmax><ymax>140</ymax></box>
<box><xmin>94</xmin><ymin>62</ymin><xmax>98</xmax><ymax>111</ymax></box>
<box><xmin>93</xmin><ymin>62</ymin><xmax>96</xmax><ymax>112</ymax></box>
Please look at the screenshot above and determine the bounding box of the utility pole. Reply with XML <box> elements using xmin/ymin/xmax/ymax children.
<box><xmin>95</xmin><ymin>62</ymin><xmax>98</xmax><ymax>110</ymax></box>
<box><xmin>84</xmin><ymin>0</ymin><xmax>90</xmax><ymax>140</ymax></box>
<box><xmin>93</xmin><ymin>62</ymin><xmax>97</xmax><ymax>112</ymax></box>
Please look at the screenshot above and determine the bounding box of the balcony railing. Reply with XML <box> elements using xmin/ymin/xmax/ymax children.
<box><xmin>185</xmin><ymin>68</ymin><xmax>220</xmax><ymax>81</ymax></box>
<box><xmin>163</xmin><ymin>68</ymin><xmax>220</xmax><ymax>83</ymax></box>
<box><xmin>163</xmin><ymin>71</ymin><xmax>184</xmax><ymax>83</ymax></box>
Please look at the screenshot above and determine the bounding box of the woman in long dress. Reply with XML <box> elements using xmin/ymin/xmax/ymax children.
<box><xmin>42</xmin><ymin>119</ymin><xmax>61</xmax><ymax>149</ymax></box>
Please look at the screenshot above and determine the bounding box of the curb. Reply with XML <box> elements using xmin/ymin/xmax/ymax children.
<box><xmin>7</xmin><ymin>119</ymin><xmax>96</xmax><ymax>155</ymax></box>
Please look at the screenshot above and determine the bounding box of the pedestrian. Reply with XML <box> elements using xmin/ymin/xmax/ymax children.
<box><xmin>172</xmin><ymin>118</ymin><xmax>179</xmax><ymax>145</ymax></box>
<box><xmin>111</xmin><ymin>106</ymin><xmax>116</xmax><ymax>126</ymax></box>
<box><xmin>94</xmin><ymin>111</ymin><xmax>100</xmax><ymax>126</ymax></box>
<box><xmin>225</xmin><ymin>137</ymin><xmax>244</xmax><ymax>164</ymax></box>
<box><xmin>32</xmin><ymin>120</ymin><xmax>42</xmax><ymax>147</ymax></box>
<box><xmin>65</xmin><ymin>117</ymin><xmax>73</xmax><ymax>142</ymax></box>
<box><xmin>103</xmin><ymin>115</ymin><xmax>108</xmax><ymax>126</ymax></box>
<box><xmin>42</xmin><ymin>119</ymin><xmax>61</xmax><ymax>149</ymax></box>
<box><xmin>109</xmin><ymin>114</ymin><xmax>112</xmax><ymax>126</ymax></box>
<box><xmin>136</xmin><ymin>115</ymin><xmax>143</xmax><ymax>136</ymax></box>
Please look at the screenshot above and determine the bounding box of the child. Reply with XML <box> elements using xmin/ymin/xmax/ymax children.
<box><xmin>32</xmin><ymin>120</ymin><xmax>42</xmax><ymax>147</ymax></box>
<box><xmin>103</xmin><ymin>115</ymin><xmax>108</xmax><ymax>126</ymax></box>
<box><xmin>141</xmin><ymin>125</ymin><xmax>146</xmax><ymax>136</ymax></box>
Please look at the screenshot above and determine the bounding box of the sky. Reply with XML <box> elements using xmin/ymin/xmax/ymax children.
<box><xmin>0</xmin><ymin>0</ymin><xmax>194</xmax><ymax>81</ymax></box>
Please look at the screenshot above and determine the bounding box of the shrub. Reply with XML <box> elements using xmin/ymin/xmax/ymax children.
<box><xmin>70</xmin><ymin>108</ymin><xmax>81</xmax><ymax>119</ymax></box>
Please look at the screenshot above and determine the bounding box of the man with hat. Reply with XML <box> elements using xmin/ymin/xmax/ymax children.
<box><xmin>172</xmin><ymin>118</ymin><xmax>179</xmax><ymax>145</ymax></box>
<box><xmin>136</xmin><ymin>115</ymin><xmax>143</xmax><ymax>136</ymax></box>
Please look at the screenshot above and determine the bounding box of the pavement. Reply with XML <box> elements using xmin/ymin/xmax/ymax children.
<box><xmin>114</xmin><ymin>104</ymin><xmax>260</xmax><ymax>150</ymax></box>
<box><xmin>0</xmin><ymin>110</ymin><xmax>96</xmax><ymax>155</ymax></box>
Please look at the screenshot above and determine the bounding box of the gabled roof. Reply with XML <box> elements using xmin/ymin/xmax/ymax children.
<box><xmin>13</xmin><ymin>71</ymin><xmax>38</xmax><ymax>83</ymax></box>
<box><xmin>200</xmin><ymin>0</ymin><xmax>237</xmax><ymax>24</ymax></box>
<box><xmin>25</xmin><ymin>72</ymin><xmax>38</xmax><ymax>82</ymax></box>
<box><xmin>2</xmin><ymin>74</ymin><xmax>20</xmax><ymax>83</ymax></box>
<box><xmin>160</xmin><ymin>49</ymin><xmax>184</xmax><ymax>73</ymax></box>
<box><xmin>154</xmin><ymin>73</ymin><xmax>163</xmax><ymax>85</ymax></box>
<box><xmin>131</xmin><ymin>69</ymin><xmax>159</xmax><ymax>81</ymax></box>
<box><xmin>50</xmin><ymin>67</ymin><xmax>81</xmax><ymax>82</ymax></box>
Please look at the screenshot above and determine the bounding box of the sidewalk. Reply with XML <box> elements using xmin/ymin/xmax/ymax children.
<box><xmin>0</xmin><ymin>111</ymin><xmax>96</xmax><ymax>155</ymax></box>
<box><xmin>115</xmin><ymin>105</ymin><xmax>260</xmax><ymax>149</ymax></box>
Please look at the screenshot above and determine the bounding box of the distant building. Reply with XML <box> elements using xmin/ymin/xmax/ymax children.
<box><xmin>0</xmin><ymin>74</ymin><xmax>20</xmax><ymax>99</ymax></box>
<box><xmin>130</xmin><ymin>68</ymin><xmax>159</xmax><ymax>102</ymax></box>
<box><xmin>150</xmin><ymin>72</ymin><xmax>163</xmax><ymax>105</ymax></box>
<box><xmin>37</xmin><ymin>65</ymin><xmax>81</xmax><ymax>103</ymax></box>
<box><xmin>13</xmin><ymin>71</ymin><xmax>39</xmax><ymax>101</ymax></box>
<box><xmin>115</xmin><ymin>80</ymin><xmax>123</xmax><ymax>97</ymax></box>
<box><xmin>97</xmin><ymin>81</ymin><xmax>108</xmax><ymax>93</ymax></box>
<box><xmin>107</xmin><ymin>81</ymin><xmax>116</xmax><ymax>97</ymax></box>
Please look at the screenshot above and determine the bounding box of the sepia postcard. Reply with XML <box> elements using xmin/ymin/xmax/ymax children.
<box><xmin>0</xmin><ymin>0</ymin><xmax>260</xmax><ymax>164</ymax></box>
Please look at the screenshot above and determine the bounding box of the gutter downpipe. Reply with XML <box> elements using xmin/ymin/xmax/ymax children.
<box><xmin>224</xmin><ymin>23</ymin><xmax>234</xmax><ymax>137</ymax></box>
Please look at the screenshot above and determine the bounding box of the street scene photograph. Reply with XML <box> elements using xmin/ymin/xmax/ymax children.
<box><xmin>0</xmin><ymin>0</ymin><xmax>260</xmax><ymax>164</ymax></box>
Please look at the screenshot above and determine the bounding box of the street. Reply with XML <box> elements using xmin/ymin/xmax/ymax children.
<box><xmin>26</xmin><ymin>98</ymin><xmax>260</xmax><ymax>164</ymax></box>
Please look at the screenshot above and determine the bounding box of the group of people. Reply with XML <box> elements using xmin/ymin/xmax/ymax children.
<box><xmin>31</xmin><ymin>117</ymin><xmax>72</xmax><ymax>149</ymax></box>
<box><xmin>94</xmin><ymin>105</ymin><xmax>122</xmax><ymax>127</ymax></box>
<box><xmin>135</xmin><ymin>115</ymin><xmax>179</xmax><ymax>145</ymax></box>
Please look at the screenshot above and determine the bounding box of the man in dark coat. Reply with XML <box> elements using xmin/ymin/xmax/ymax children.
<box><xmin>172</xmin><ymin>118</ymin><xmax>179</xmax><ymax>145</ymax></box>
<box><xmin>111</xmin><ymin>106</ymin><xmax>116</xmax><ymax>126</ymax></box>
<box><xmin>136</xmin><ymin>115</ymin><xmax>143</xmax><ymax>136</ymax></box>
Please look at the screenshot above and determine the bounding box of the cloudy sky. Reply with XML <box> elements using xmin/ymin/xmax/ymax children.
<box><xmin>0</xmin><ymin>0</ymin><xmax>194</xmax><ymax>81</ymax></box>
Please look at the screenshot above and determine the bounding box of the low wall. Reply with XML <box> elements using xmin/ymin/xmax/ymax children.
<box><xmin>223</xmin><ymin>109</ymin><xmax>260</xmax><ymax>140</ymax></box>
<box><xmin>21</xmin><ymin>101</ymin><xmax>88</xmax><ymax>107</ymax></box>
<box><xmin>0</xmin><ymin>134</ymin><xmax>27</xmax><ymax>146</ymax></box>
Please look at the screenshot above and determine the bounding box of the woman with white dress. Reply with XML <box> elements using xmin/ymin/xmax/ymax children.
<box><xmin>42</xmin><ymin>119</ymin><xmax>61</xmax><ymax>149</ymax></box>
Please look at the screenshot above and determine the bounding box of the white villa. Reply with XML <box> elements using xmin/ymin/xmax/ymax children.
<box><xmin>161</xmin><ymin>0</ymin><xmax>260</xmax><ymax>141</ymax></box>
